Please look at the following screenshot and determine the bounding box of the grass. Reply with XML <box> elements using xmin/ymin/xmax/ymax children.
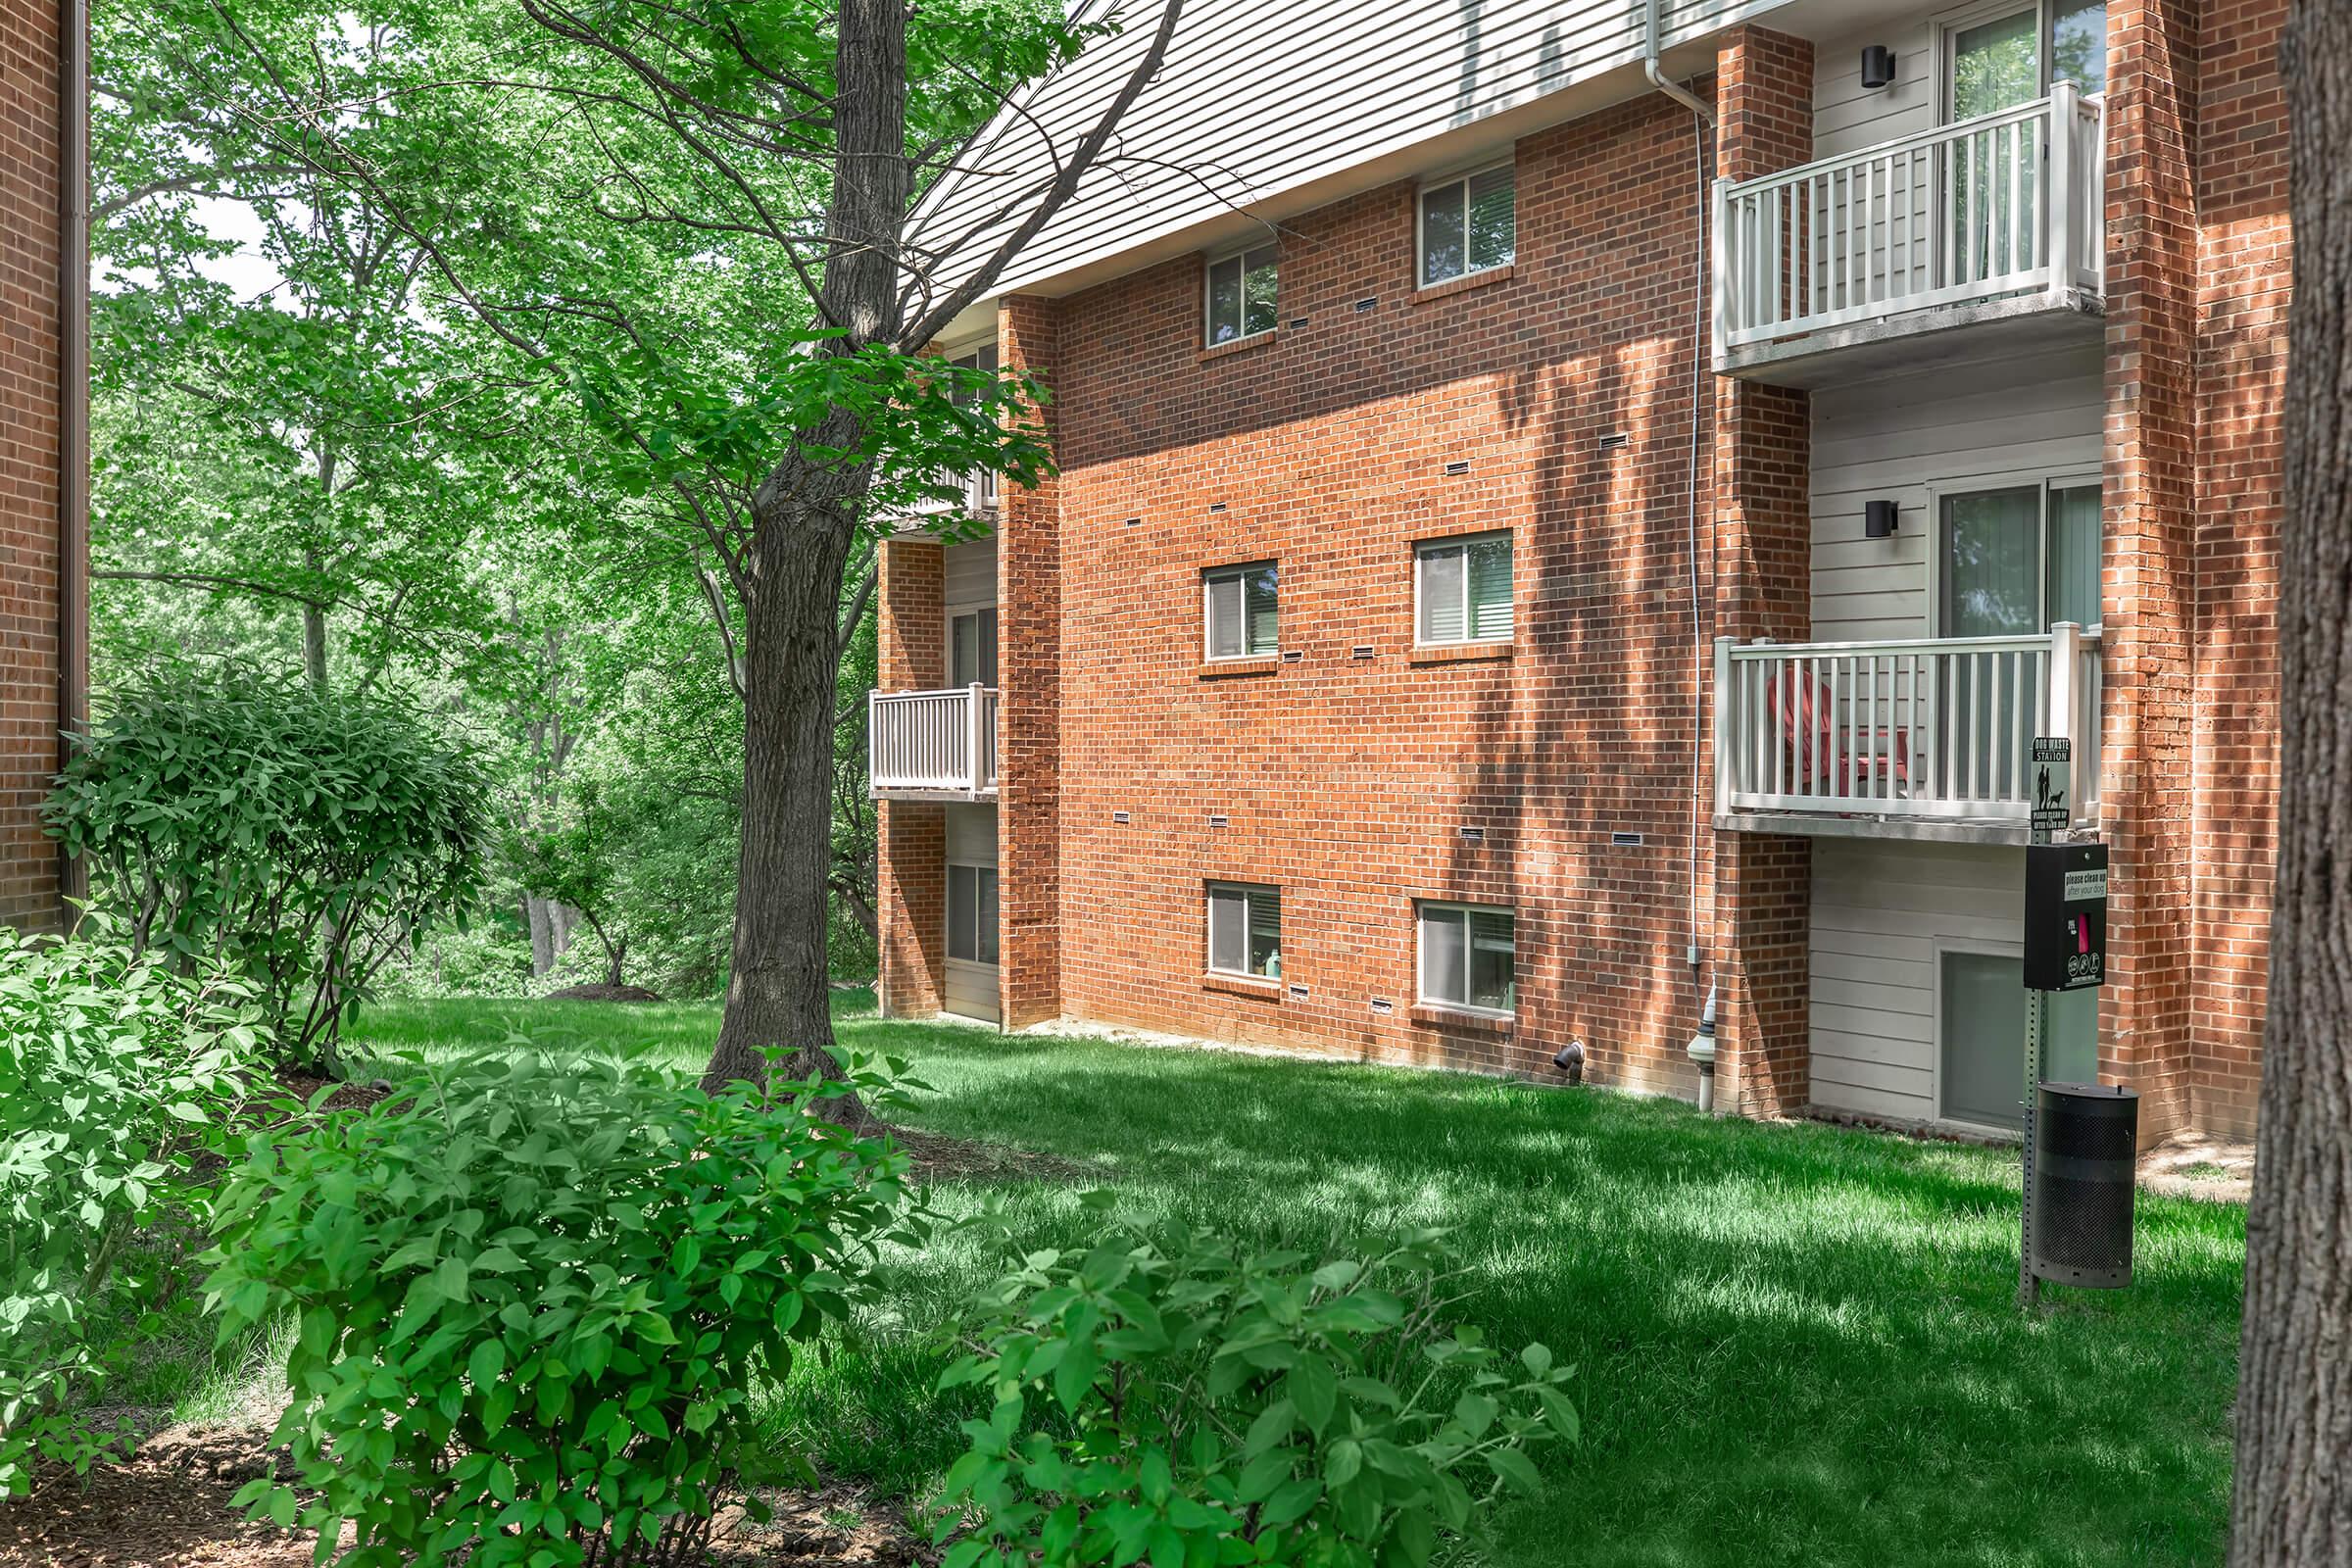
<box><xmin>329</xmin><ymin>994</ymin><xmax>2243</xmax><ymax>1568</ymax></box>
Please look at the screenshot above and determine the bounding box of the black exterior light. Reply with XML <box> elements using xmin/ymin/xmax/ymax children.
<box><xmin>1865</xmin><ymin>499</ymin><xmax>1900</xmax><ymax>539</ymax></box>
<box><xmin>1860</xmin><ymin>45</ymin><xmax>1897</xmax><ymax>89</ymax></box>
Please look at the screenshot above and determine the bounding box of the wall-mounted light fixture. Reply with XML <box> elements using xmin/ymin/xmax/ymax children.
<box><xmin>1865</xmin><ymin>499</ymin><xmax>1900</xmax><ymax>538</ymax></box>
<box><xmin>1861</xmin><ymin>45</ymin><xmax>1897</xmax><ymax>89</ymax></box>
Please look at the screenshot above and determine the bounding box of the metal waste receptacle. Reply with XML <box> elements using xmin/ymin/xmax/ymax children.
<box><xmin>2030</xmin><ymin>1083</ymin><xmax>2139</xmax><ymax>1289</ymax></box>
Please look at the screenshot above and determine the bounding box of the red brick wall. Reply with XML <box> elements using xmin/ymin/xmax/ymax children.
<box><xmin>1026</xmin><ymin>88</ymin><xmax>1725</xmax><ymax>1091</ymax></box>
<box><xmin>1707</xmin><ymin>25</ymin><xmax>1815</xmax><ymax>1117</ymax></box>
<box><xmin>2099</xmin><ymin>0</ymin><xmax>2204</xmax><ymax>1141</ymax></box>
<box><xmin>2188</xmin><ymin>0</ymin><xmax>2289</xmax><ymax>1137</ymax></box>
<box><xmin>0</xmin><ymin>0</ymin><xmax>73</xmax><ymax>933</ymax></box>
<box><xmin>996</xmin><ymin>297</ymin><xmax>1063</xmax><ymax>1028</ymax></box>
<box><xmin>875</xmin><ymin>540</ymin><xmax>945</xmax><ymax>1015</ymax></box>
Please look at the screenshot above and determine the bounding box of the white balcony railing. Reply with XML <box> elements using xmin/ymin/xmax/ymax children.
<box><xmin>1712</xmin><ymin>83</ymin><xmax>2104</xmax><ymax>356</ymax></box>
<box><xmin>1714</xmin><ymin>625</ymin><xmax>2101</xmax><ymax>826</ymax></box>
<box><xmin>906</xmin><ymin>466</ymin><xmax>999</xmax><ymax>519</ymax></box>
<box><xmin>868</xmin><ymin>683</ymin><xmax>998</xmax><ymax>799</ymax></box>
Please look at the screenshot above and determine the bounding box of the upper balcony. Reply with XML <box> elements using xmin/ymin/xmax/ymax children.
<box><xmin>869</xmin><ymin>683</ymin><xmax>998</xmax><ymax>801</ymax></box>
<box><xmin>1712</xmin><ymin>85</ymin><xmax>2105</xmax><ymax>387</ymax></box>
<box><xmin>1713</xmin><ymin>624</ymin><xmax>2102</xmax><ymax>844</ymax></box>
<box><xmin>896</xmin><ymin>466</ymin><xmax>1000</xmax><ymax>527</ymax></box>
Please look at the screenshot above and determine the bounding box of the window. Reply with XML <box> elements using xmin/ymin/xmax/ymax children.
<box><xmin>1203</xmin><ymin>563</ymin><xmax>1279</xmax><ymax>660</ymax></box>
<box><xmin>1936</xmin><ymin>479</ymin><xmax>2101</xmax><ymax>636</ymax></box>
<box><xmin>1205</xmin><ymin>246</ymin><xmax>1277</xmax><ymax>345</ymax></box>
<box><xmin>1207</xmin><ymin>882</ymin><xmax>1282</xmax><ymax>978</ymax></box>
<box><xmin>1944</xmin><ymin>0</ymin><xmax>2106</xmax><ymax>122</ymax></box>
<box><xmin>952</xmin><ymin>607</ymin><xmax>998</xmax><ymax>686</ymax></box>
<box><xmin>1414</xmin><ymin>532</ymin><xmax>1512</xmax><ymax>645</ymax></box>
<box><xmin>947</xmin><ymin>863</ymin><xmax>999</xmax><ymax>965</ymax></box>
<box><xmin>1419</xmin><ymin>165</ymin><xmax>1515</xmax><ymax>287</ymax></box>
<box><xmin>1417</xmin><ymin>903</ymin><xmax>1515</xmax><ymax>1014</ymax></box>
<box><xmin>1938</xmin><ymin>949</ymin><xmax>2097</xmax><ymax>1130</ymax></box>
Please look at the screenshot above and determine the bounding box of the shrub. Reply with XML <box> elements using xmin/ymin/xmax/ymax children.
<box><xmin>936</xmin><ymin>1201</ymin><xmax>1578</xmax><ymax>1568</ymax></box>
<box><xmin>48</xmin><ymin>662</ymin><xmax>491</xmax><ymax>1067</ymax></box>
<box><xmin>0</xmin><ymin>922</ymin><xmax>270</xmax><ymax>1495</ymax></box>
<box><xmin>206</xmin><ymin>1052</ymin><xmax>922</xmax><ymax>1567</ymax></box>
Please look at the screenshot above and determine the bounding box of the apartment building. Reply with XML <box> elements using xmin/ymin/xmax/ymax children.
<box><xmin>0</xmin><ymin>0</ymin><xmax>87</xmax><ymax>933</ymax></box>
<box><xmin>869</xmin><ymin>0</ymin><xmax>2288</xmax><ymax>1143</ymax></box>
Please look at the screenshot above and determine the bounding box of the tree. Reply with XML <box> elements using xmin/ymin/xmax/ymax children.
<box><xmin>2227</xmin><ymin>0</ymin><xmax>2352</xmax><ymax>1558</ymax></box>
<box><xmin>185</xmin><ymin>0</ymin><xmax>1184</xmax><ymax>1110</ymax></box>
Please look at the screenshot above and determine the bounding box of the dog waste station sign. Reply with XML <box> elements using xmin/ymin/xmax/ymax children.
<box><xmin>2015</xmin><ymin>736</ymin><xmax>2129</xmax><ymax>1310</ymax></box>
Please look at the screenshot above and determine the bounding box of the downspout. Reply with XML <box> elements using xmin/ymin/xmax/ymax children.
<box><xmin>57</xmin><ymin>0</ymin><xmax>89</xmax><ymax>927</ymax></box>
<box><xmin>1645</xmin><ymin>0</ymin><xmax>1720</xmax><ymax>1101</ymax></box>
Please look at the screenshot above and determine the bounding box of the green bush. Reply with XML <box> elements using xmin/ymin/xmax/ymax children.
<box><xmin>0</xmin><ymin>922</ymin><xmax>270</xmax><ymax>1495</ymax></box>
<box><xmin>206</xmin><ymin>1052</ymin><xmax>922</xmax><ymax>1567</ymax></box>
<box><xmin>48</xmin><ymin>662</ymin><xmax>491</xmax><ymax>1067</ymax></box>
<box><xmin>935</xmin><ymin>1202</ymin><xmax>1577</xmax><ymax>1568</ymax></box>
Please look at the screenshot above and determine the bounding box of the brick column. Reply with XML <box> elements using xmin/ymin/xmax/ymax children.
<box><xmin>1707</xmin><ymin>25</ymin><xmax>1815</xmax><ymax>1118</ymax></box>
<box><xmin>2098</xmin><ymin>0</ymin><xmax>2200</xmax><ymax>1141</ymax></box>
<box><xmin>996</xmin><ymin>297</ymin><xmax>1063</xmax><ymax>1029</ymax></box>
<box><xmin>874</xmin><ymin>538</ymin><xmax>946</xmax><ymax>1017</ymax></box>
<box><xmin>2185</xmin><ymin>0</ymin><xmax>2287</xmax><ymax>1139</ymax></box>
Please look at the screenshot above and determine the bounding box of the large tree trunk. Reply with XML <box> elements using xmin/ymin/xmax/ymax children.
<box><xmin>702</xmin><ymin>0</ymin><xmax>908</xmax><ymax>1116</ymax></box>
<box><xmin>2228</xmin><ymin>0</ymin><xmax>2352</xmax><ymax>1559</ymax></box>
<box><xmin>702</xmin><ymin>483</ymin><xmax>862</xmax><ymax>1103</ymax></box>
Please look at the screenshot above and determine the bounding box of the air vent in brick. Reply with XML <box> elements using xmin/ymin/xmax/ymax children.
<box><xmin>1458</xmin><ymin>826</ymin><xmax>1486</xmax><ymax>844</ymax></box>
<box><xmin>1208</xmin><ymin>813</ymin><xmax>1230</xmax><ymax>827</ymax></box>
<box><xmin>1112</xmin><ymin>811</ymin><xmax>1131</xmax><ymax>824</ymax></box>
<box><xmin>1444</xmin><ymin>460</ymin><xmax>1470</xmax><ymax>476</ymax></box>
<box><xmin>1597</xmin><ymin>432</ymin><xmax>1630</xmax><ymax>450</ymax></box>
<box><xmin>1353</xmin><ymin>296</ymin><xmax>1378</xmax><ymax>313</ymax></box>
<box><xmin>1351</xmin><ymin>645</ymin><xmax>1375</xmax><ymax>660</ymax></box>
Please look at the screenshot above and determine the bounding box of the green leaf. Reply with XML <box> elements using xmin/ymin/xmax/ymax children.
<box><xmin>1286</xmin><ymin>1354</ymin><xmax>1338</xmax><ymax>1435</ymax></box>
<box><xmin>1486</xmin><ymin>1447</ymin><xmax>1543</xmax><ymax>1497</ymax></box>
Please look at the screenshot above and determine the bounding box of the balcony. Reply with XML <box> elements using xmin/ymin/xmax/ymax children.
<box><xmin>868</xmin><ymin>683</ymin><xmax>999</xmax><ymax>800</ymax></box>
<box><xmin>1713</xmin><ymin>624</ymin><xmax>2101</xmax><ymax>843</ymax></box>
<box><xmin>897</xmin><ymin>466</ymin><xmax>999</xmax><ymax>525</ymax></box>
<box><xmin>1712</xmin><ymin>85</ymin><xmax>2105</xmax><ymax>386</ymax></box>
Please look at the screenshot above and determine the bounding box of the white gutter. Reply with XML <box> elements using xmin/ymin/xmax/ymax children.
<box><xmin>1643</xmin><ymin>0</ymin><xmax>1717</xmax><ymax>124</ymax></box>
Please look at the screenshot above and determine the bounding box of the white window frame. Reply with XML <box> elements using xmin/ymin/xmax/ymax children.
<box><xmin>1202</xmin><ymin>561</ymin><xmax>1279</xmax><ymax>662</ymax></box>
<box><xmin>946</xmin><ymin>861</ymin><xmax>1000</xmax><ymax>967</ymax></box>
<box><xmin>1412</xmin><ymin>530</ymin><xmax>1514</xmax><ymax>648</ymax></box>
<box><xmin>1923</xmin><ymin>468</ymin><xmax>2103</xmax><ymax>638</ymax></box>
<box><xmin>1203</xmin><ymin>244</ymin><xmax>1278</xmax><ymax>346</ymax></box>
<box><xmin>1415</xmin><ymin>901</ymin><xmax>1516</xmax><ymax>1017</ymax></box>
<box><xmin>1206</xmin><ymin>881</ymin><xmax>1281</xmax><ymax>979</ymax></box>
<box><xmin>1416</xmin><ymin>160</ymin><xmax>1517</xmax><ymax>288</ymax></box>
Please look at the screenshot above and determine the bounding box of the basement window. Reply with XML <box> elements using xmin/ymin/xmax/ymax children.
<box><xmin>1417</xmin><ymin>902</ymin><xmax>1515</xmax><ymax>1014</ymax></box>
<box><xmin>1205</xmin><ymin>245</ymin><xmax>1278</xmax><ymax>345</ymax></box>
<box><xmin>1419</xmin><ymin>164</ymin><xmax>1516</xmax><ymax>286</ymax></box>
<box><xmin>1207</xmin><ymin>882</ymin><xmax>1282</xmax><ymax>979</ymax></box>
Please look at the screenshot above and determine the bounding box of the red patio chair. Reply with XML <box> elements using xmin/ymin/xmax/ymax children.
<box><xmin>1766</xmin><ymin>664</ymin><xmax>1911</xmax><ymax>798</ymax></box>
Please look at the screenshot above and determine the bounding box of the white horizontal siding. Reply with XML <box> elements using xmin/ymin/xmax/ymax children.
<box><xmin>1810</xmin><ymin>345</ymin><xmax>2103</xmax><ymax>642</ymax></box>
<box><xmin>945</xmin><ymin>538</ymin><xmax>997</xmax><ymax>610</ymax></box>
<box><xmin>946</xmin><ymin>802</ymin><xmax>998</xmax><ymax>865</ymax></box>
<box><xmin>1812</xmin><ymin>15</ymin><xmax>1941</xmax><ymax>160</ymax></box>
<box><xmin>945</xmin><ymin>958</ymin><xmax>1002</xmax><ymax>1023</ymax></box>
<box><xmin>1810</xmin><ymin>838</ymin><xmax>2022</xmax><ymax>1124</ymax></box>
<box><xmin>909</xmin><ymin>0</ymin><xmax>1776</xmax><ymax>302</ymax></box>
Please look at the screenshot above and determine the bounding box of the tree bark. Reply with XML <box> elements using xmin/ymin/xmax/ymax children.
<box><xmin>702</xmin><ymin>0</ymin><xmax>908</xmax><ymax>1113</ymax></box>
<box><xmin>2228</xmin><ymin>0</ymin><xmax>2352</xmax><ymax>1559</ymax></box>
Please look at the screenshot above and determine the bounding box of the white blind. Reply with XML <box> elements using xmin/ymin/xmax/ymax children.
<box><xmin>1418</xmin><ymin>544</ymin><xmax>1466</xmax><ymax>642</ymax></box>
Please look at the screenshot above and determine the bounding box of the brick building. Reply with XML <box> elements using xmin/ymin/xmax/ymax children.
<box><xmin>0</xmin><ymin>0</ymin><xmax>86</xmax><ymax>933</ymax></box>
<box><xmin>872</xmin><ymin>0</ymin><xmax>2288</xmax><ymax>1143</ymax></box>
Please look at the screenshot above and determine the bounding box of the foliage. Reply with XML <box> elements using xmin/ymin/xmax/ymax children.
<box><xmin>935</xmin><ymin>1201</ymin><xmax>1578</xmax><ymax>1568</ymax></box>
<box><xmin>206</xmin><ymin>1049</ymin><xmax>926</xmax><ymax>1567</ymax></box>
<box><xmin>48</xmin><ymin>662</ymin><xmax>492</xmax><ymax>1067</ymax></box>
<box><xmin>0</xmin><ymin>922</ymin><xmax>270</xmax><ymax>1496</ymax></box>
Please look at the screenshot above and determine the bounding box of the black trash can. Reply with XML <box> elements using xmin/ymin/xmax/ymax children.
<box><xmin>2031</xmin><ymin>1082</ymin><xmax>2139</xmax><ymax>1289</ymax></box>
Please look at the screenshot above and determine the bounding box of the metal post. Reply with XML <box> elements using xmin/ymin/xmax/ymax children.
<box><xmin>2019</xmin><ymin>731</ymin><xmax>2065</xmax><ymax>1312</ymax></box>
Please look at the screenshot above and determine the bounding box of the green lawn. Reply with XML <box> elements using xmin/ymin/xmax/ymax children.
<box><xmin>341</xmin><ymin>996</ymin><xmax>2245</xmax><ymax>1568</ymax></box>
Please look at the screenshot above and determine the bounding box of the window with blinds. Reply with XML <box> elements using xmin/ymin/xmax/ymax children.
<box><xmin>1203</xmin><ymin>562</ymin><xmax>1279</xmax><ymax>660</ymax></box>
<box><xmin>1419</xmin><ymin>165</ymin><xmax>1516</xmax><ymax>287</ymax></box>
<box><xmin>1205</xmin><ymin>246</ymin><xmax>1278</xmax><ymax>344</ymax></box>
<box><xmin>947</xmin><ymin>863</ymin><xmax>999</xmax><ymax>965</ymax></box>
<box><xmin>1414</xmin><ymin>533</ymin><xmax>1512</xmax><ymax>645</ymax></box>
<box><xmin>1417</xmin><ymin>903</ymin><xmax>1515</xmax><ymax>1013</ymax></box>
<box><xmin>1207</xmin><ymin>882</ymin><xmax>1282</xmax><ymax>978</ymax></box>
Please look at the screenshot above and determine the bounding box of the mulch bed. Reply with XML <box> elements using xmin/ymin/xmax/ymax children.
<box><xmin>1</xmin><ymin>1428</ymin><xmax>931</xmax><ymax>1567</ymax></box>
